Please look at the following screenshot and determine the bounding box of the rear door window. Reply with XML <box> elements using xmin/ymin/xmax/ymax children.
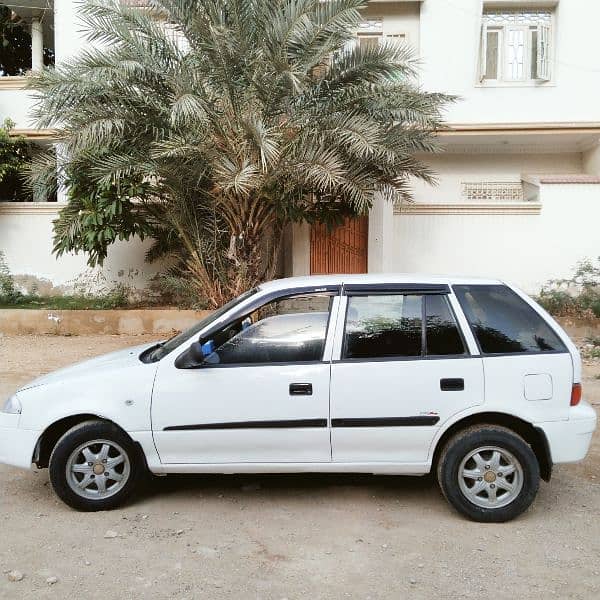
<box><xmin>342</xmin><ymin>292</ymin><xmax>467</xmax><ymax>359</ymax></box>
<box><xmin>453</xmin><ymin>284</ymin><xmax>566</xmax><ymax>355</ymax></box>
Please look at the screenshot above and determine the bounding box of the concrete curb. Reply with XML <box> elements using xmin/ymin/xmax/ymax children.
<box><xmin>0</xmin><ymin>309</ymin><xmax>212</xmax><ymax>336</ymax></box>
<box><xmin>0</xmin><ymin>309</ymin><xmax>596</xmax><ymax>337</ymax></box>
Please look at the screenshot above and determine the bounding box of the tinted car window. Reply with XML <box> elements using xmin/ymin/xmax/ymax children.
<box><xmin>206</xmin><ymin>312</ymin><xmax>329</xmax><ymax>365</ymax></box>
<box><xmin>426</xmin><ymin>295</ymin><xmax>465</xmax><ymax>356</ymax></box>
<box><xmin>344</xmin><ymin>295</ymin><xmax>423</xmax><ymax>359</ymax></box>
<box><xmin>453</xmin><ymin>285</ymin><xmax>566</xmax><ymax>354</ymax></box>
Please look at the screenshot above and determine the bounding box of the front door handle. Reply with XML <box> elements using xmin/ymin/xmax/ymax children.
<box><xmin>289</xmin><ymin>383</ymin><xmax>313</xmax><ymax>396</ymax></box>
<box><xmin>440</xmin><ymin>378</ymin><xmax>464</xmax><ymax>391</ymax></box>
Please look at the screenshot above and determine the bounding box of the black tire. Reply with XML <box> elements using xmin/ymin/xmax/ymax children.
<box><xmin>437</xmin><ymin>425</ymin><xmax>540</xmax><ymax>523</ymax></box>
<box><xmin>49</xmin><ymin>420</ymin><xmax>142</xmax><ymax>511</ymax></box>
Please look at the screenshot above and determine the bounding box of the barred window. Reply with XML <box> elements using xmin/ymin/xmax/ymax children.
<box><xmin>480</xmin><ymin>8</ymin><xmax>553</xmax><ymax>83</ymax></box>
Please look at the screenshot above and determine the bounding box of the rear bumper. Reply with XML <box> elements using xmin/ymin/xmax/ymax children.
<box><xmin>0</xmin><ymin>413</ymin><xmax>39</xmax><ymax>470</ymax></box>
<box><xmin>536</xmin><ymin>401</ymin><xmax>597</xmax><ymax>464</ymax></box>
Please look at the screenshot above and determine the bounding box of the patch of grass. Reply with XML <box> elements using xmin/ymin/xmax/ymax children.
<box><xmin>0</xmin><ymin>291</ymin><xmax>129</xmax><ymax>310</ymax></box>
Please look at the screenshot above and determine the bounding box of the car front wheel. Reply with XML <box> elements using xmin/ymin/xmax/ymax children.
<box><xmin>437</xmin><ymin>425</ymin><xmax>540</xmax><ymax>522</ymax></box>
<box><xmin>49</xmin><ymin>420</ymin><xmax>141</xmax><ymax>511</ymax></box>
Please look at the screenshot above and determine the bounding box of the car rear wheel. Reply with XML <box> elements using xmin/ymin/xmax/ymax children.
<box><xmin>437</xmin><ymin>425</ymin><xmax>540</xmax><ymax>522</ymax></box>
<box><xmin>49</xmin><ymin>420</ymin><xmax>141</xmax><ymax>511</ymax></box>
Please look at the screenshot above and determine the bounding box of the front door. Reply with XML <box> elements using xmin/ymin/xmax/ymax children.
<box><xmin>310</xmin><ymin>217</ymin><xmax>368</xmax><ymax>274</ymax></box>
<box><xmin>151</xmin><ymin>291</ymin><xmax>339</xmax><ymax>464</ymax></box>
<box><xmin>330</xmin><ymin>288</ymin><xmax>484</xmax><ymax>464</ymax></box>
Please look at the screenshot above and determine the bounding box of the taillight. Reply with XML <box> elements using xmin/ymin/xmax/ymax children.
<box><xmin>570</xmin><ymin>383</ymin><xmax>582</xmax><ymax>406</ymax></box>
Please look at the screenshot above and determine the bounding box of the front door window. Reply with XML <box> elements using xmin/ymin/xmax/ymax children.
<box><xmin>202</xmin><ymin>294</ymin><xmax>333</xmax><ymax>365</ymax></box>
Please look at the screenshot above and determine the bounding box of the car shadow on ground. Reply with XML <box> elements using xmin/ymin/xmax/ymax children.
<box><xmin>134</xmin><ymin>471</ymin><xmax>441</xmax><ymax>505</ymax></box>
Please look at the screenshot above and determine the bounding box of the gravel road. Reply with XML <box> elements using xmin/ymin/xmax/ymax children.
<box><xmin>0</xmin><ymin>334</ymin><xmax>599</xmax><ymax>600</ymax></box>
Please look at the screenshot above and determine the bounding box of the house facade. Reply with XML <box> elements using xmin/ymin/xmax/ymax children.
<box><xmin>1</xmin><ymin>0</ymin><xmax>599</xmax><ymax>296</ymax></box>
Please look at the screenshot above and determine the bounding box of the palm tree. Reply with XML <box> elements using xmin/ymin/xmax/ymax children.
<box><xmin>29</xmin><ymin>0</ymin><xmax>452</xmax><ymax>307</ymax></box>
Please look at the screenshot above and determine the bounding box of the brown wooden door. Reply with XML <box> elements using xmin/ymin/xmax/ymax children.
<box><xmin>310</xmin><ymin>217</ymin><xmax>368</xmax><ymax>274</ymax></box>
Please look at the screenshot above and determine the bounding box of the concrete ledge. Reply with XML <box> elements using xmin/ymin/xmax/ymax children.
<box><xmin>0</xmin><ymin>309</ymin><xmax>212</xmax><ymax>336</ymax></box>
<box><xmin>0</xmin><ymin>310</ymin><xmax>595</xmax><ymax>338</ymax></box>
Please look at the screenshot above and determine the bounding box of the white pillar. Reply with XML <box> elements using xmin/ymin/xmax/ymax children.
<box><xmin>583</xmin><ymin>140</ymin><xmax>600</xmax><ymax>176</ymax></box>
<box><xmin>31</xmin><ymin>18</ymin><xmax>44</xmax><ymax>71</ymax></box>
<box><xmin>291</xmin><ymin>223</ymin><xmax>311</xmax><ymax>276</ymax></box>
<box><xmin>53</xmin><ymin>0</ymin><xmax>88</xmax><ymax>64</ymax></box>
<box><xmin>368</xmin><ymin>193</ymin><xmax>395</xmax><ymax>273</ymax></box>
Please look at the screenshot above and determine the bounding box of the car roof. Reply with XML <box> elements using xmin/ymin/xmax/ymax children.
<box><xmin>258</xmin><ymin>273</ymin><xmax>504</xmax><ymax>293</ymax></box>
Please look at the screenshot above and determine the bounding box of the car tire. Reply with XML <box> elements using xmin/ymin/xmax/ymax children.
<box><xmin>437</xmin><ymin>425</ymin><xmax>540</xmax><ymax>523</ymax></box>
<box><xmin>49</xmin><ymin>420</ymin><xmax>142</xmax><ymax>511</ymax></box>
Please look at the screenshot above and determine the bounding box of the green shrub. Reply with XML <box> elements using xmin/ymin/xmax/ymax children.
<box><xmin>537</xmin><ymin>257</ymin><xmax>600</xmax><ymax>319</ymax></box>
<box><xmin>0</xmin><ymin>251</ymin><xmax>23</xmax><ymax>303</ymax></box>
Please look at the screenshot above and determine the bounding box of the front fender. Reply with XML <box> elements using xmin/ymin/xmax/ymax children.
<box><xmin>17</xmin><ymin>361</ymin><xmax>157</xmax><ymax>435</ymax></box>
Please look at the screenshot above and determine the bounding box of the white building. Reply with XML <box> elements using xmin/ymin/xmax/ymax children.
<box><xmin>1</xmin><ymin>0</ymin><xmax>599</xmax><ymax>296</ymax></box>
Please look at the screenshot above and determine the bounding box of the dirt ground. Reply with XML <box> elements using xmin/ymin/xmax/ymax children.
<box><xmin>0</xmin><ymin>333</ymin><xmax>599</xmax><ymax>600</ymax></box>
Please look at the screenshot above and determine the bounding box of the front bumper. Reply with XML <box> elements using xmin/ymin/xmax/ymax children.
<box><xmin>536</xmin><ymin>400</ymin><xmax>598</xmax><ymax>464</ymax></box>
<box><xmin>0</xmin><ymin>413</ymin><xmax>40</xmax><ymax>470</ymax></box>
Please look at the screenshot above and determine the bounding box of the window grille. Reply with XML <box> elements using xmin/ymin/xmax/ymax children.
<box><xmin>483</xmin><ymin>9</ymin><xmax>552</xmax><ymax>26</ymax></box>
<box><xmin>462</xmin><ymin>182</ymin><xmax>525</xmax><ymax>202</ymax></box>
<box><xmin>357</xmin><ymin>18</ymin><xmax>383</xmax><ymax>32</ymax></box>
<box><xmin>164</xmin><ymin>23</ymin><xmax>190</xmax><ymax>53</ymax></box>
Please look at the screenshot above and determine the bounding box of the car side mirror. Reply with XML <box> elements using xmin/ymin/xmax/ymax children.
<box><xmin>188</xmin><ymin>342</ymin><xmax>206</xmax><ymax>364</ymax></box>
<box><xmin>174</xmin><ymin>340</ymin><xmax>215</xmax><ymax>369</ymax></box>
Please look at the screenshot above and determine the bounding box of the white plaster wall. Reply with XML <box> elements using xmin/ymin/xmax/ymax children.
<box><xmin>393</xmin><ymin>183</ymin><xmax>600</xmax><ymax>293</ymax></box>
<box><xmin>411</xmin><ymin>151</ymin><xmax>584</xmax><ymax>203</ymax></box>
<box><xmin>419</xmin><ymin>0</ymin><xmax>600</xmax><ymax>124</ymax></box>
<box><xmin>0</xmin><ymin>89</ymin><xmax>36</xmax><ymax>130</ymax></box>
<box><xmin>0</xmin><ymin>207</ymin><xmax>163</xmax><ymax>294</ymax></box>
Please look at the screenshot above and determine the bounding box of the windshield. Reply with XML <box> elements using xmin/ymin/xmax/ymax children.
<box><xmin>141</xmin><ymin>288</ymin><xmax>258</xmax><ymax>363</ymax></box>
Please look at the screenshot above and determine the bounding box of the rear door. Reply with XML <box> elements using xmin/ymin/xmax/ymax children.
<box><xmin>329</xmin><ymin>285</ymin><xmax>484</xmax><ymax>464</ymax></box>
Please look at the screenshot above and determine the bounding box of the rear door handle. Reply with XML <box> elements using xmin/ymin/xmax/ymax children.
<box><xmin>440</xmin><ymin>378</ymin><xmax>464</xmax><ymax>391</ymax></box>
<box><xmin>289</xmin><ymin>383</ymin><xmax>313</xmax><ymax>396</ymax></box>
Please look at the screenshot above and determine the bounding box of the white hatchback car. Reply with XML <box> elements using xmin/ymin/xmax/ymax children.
<box><xmin>0</xmin><ymin>275</ymin><xmax>596</xmax><ymax>521</ymax></box>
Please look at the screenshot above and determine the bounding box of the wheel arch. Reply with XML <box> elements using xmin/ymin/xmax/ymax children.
<box><xmin>431</xmin><ymin>412</ymin><xmax>552</xmax><ymax>482</ymax></box>
<box><xmin>34</xmin><ymin>414</ymin><xmax>142</xmax><ymax>469</ymax></box>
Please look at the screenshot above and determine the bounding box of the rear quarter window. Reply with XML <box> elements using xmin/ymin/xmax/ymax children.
<box><xmin>453</xmin><ymin>284</ymin><xmax>566</xmax><ymax>355</ymax></box>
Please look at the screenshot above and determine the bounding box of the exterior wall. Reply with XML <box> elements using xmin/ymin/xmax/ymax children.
<box><xmin>419</xmin><ymin>0</ymin><xmax>600</xmax><ymax>125</ymax></box>
<box><xmin>393</xmin><ymin>183</ymin><xmax>599</xmax><ymax>293</ymax></box>
<box><xmin>0</xmin><ymin>205</ymin><xmax>163</xmax><ymax>295</ymax></box>
<box><xmin>411</xmin><ymin>151</ymin><xmax>584</xmax><ymax>203</ymax></box>
<box><xmin>0</xmin><ymin>86</ymin><xmax>35</xmax><ymax>130</ymax></box>
<box><xmin>2</xmin><ymin>0</ymin><xmax>599</xmax><ymax>297</ymax></box>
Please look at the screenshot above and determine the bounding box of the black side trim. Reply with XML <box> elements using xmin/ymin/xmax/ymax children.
<box><xmin>164</xmin><ymin>419</ymin><xmax>327</xmax><ymax>431</ymax></box>
<box><xmin>332</xmin><ymin>416</ymin><xmax>440</xmax><ymax>427</ymax></box>
<box><xmin>343</xmin><ymin>283</ymin><xmax>450</xmax><ymax>296</ymax></box>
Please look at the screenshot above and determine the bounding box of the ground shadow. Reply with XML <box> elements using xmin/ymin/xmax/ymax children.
<box><xmin>134</xmin><ymin>471</ymin><xmax>440</xmax><ymax>505</ymax></box>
